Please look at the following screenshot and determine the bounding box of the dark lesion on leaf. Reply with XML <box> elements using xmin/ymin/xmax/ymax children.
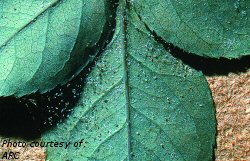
<box><xmin>0</xmin><ymin>0</ymin><xmax>119</xmax><ymax>140</ymax></box>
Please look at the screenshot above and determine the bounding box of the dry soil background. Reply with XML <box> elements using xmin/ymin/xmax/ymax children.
<box><xmin>0</xmin><ymin>71</ymin><xmax>250</xmax><ymax>161</ymax></box>
<box><xmin>207</xmin><ymin>71</ymin><xmax>250</xmax><ymax>161</ymax></box>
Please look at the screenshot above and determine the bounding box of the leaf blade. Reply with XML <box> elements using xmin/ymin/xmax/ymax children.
<box><xmin>0</xmin><ymin>0</ymin><xmax>108</xmax><ymax>96</ymax></box>
<box><xmin>132</xmin><ymin>0</ymin><xmax>250</xmax><ymax>58</ymax></box>
<box><xmin>43</xmin><ymin>2</ymin><xmax>216</xmax><ymax>160</ymax></box>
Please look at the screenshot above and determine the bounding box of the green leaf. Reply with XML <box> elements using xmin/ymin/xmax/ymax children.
<box><xmin>132</xmin><ymin>0</ymin><xmax>250</xmax><ymax>58</ymax></box>
<box><xmin>0</xmin><ymin>0</ymin><xmax>108</xmax><ymax>96</ymax></box>
<box><xmin>43</xmin><ymin>2</ymin><xmax>216</xmax><ymax>160</ymax></box>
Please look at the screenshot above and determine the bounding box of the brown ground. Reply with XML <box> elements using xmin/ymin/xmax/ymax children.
<box><xmin>0</xmin><ymin>71</ymin><xmax>249</xmax><ymax>161</ymax></box>
<box><xmin>207</xmin><ymin>71</ymin><xmax>250</xmax><ymax>161</ymax></box>
<box><xmin>0</xmin><ymin>137</ymin><xmax>46</xmax><ymax>161</ymax></box>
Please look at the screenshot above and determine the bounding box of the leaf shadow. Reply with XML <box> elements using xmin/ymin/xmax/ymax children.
<box><xmin>0</xmin><ymin>0</ymin><xmax>119</xmax><ymax>140</ymax></box>
<box><xmin>139</xmin><ymin>16</ymin><xmax>250</xmax><ymax>76</ymax></box>
<box><xmin>167</xmin><ymin>44</ymin><xmax>250</xmax><ymax>76</ymax></box>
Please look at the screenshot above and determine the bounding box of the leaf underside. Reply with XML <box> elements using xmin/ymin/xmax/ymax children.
<box><xmin>133</xmin><ymin>0</ymin><xmax>250</xmax><ymax>58</ymax></box>
<box><xmin>43</xmin><ymin>2</ymin><xmax>216</xmax><ymax>160</ymax></box>
<box><xmin>1</xmin><ymin>0</ymin><xmax>249</xmax><ymax>96</ymax></box>
<box><xmin>0</xmin><ymin>0</ymin><xmax>107</xmax><ymax>96</ymax></box>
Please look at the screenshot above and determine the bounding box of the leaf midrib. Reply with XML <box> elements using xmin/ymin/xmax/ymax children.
<box><xmin>120</xmin><ymin>0</ymin><xmax>132</xmax><ymax>160</ymax></box>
